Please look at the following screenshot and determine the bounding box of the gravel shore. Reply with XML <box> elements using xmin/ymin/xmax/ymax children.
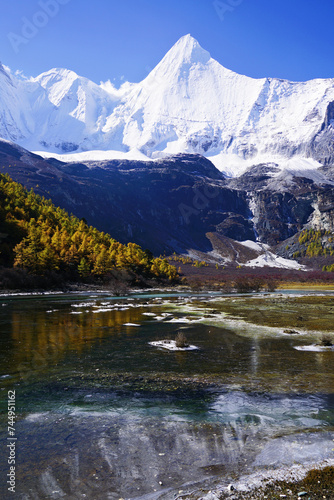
<box><xmin>180</xmin><ymin>461</ymin><xmax>334</xmax><ymax>500</ymax></box>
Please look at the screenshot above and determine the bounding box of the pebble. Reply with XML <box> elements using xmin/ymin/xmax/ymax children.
<box><xmin>298</xmin><ymin>493</ymin><xmax>308</xmax><ymax>498</ymax></box>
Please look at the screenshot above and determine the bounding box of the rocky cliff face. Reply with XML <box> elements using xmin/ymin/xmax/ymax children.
<box><xmin>227</xmin><ymin>161</ymin><xmax>334</xmax><ymax>247</ymax></box>
<box><xmin>308</xmin><ymin>188</ymin><xmax>334</xmax><ymax>232</ymax></box>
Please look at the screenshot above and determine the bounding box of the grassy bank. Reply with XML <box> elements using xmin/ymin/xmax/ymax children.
<box><xmin>205</xmin><ymin>293</ymin><xmax>334</xmax><ymax>332</ymax></box>
<box><xmin>278</xmin><ymin>281</ymin><xmax>334</xmax><ymax>290</ymax></box>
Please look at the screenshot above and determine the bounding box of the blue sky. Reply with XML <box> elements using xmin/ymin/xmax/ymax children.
<box><xmin>1</xmin><ymin>0</ymin><xmax>334</xmax><ymax>85</ymax></box>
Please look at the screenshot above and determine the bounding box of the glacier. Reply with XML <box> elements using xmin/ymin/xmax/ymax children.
<box><xmin>1</xmin><ymin>34</ymin><xmax>334</xmax><ymax>177</ymax></box>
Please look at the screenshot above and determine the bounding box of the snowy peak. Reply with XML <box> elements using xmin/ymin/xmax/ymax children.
<box><xmin>34</xmin><ymin>68</ymin><xmax>79</xmax><ymax>90</ymax></box>
<box><xmin>33</xmin><ymin>68</ymin><xmax>80</xmax><ymax>108</ymax></box>
<box><xmin>1</xmin><ymin>35</ymin><xmax>334</xmax><ymax>174</ymax></box>
<box><xmin>141</xmin><ymin>34</ymin><xmax>213</xmax><ymax>89</ymax></box>
<box><xmin>162</xmin><ymin>34</ymin><xmax>211</xmax><ymax>66</ymax></box>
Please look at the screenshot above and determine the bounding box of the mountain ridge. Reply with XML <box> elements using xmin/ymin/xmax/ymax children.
<box><xmin>2</xmin><ymin>138</ymin><xmax>334</xmax><ymax>271</ymax></box>
<box><xmin>1</xmin><ymin>35</ymin><xmax>334</xmax><ymax>177</ymax></box>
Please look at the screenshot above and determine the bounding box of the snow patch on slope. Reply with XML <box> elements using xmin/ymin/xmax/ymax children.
<box><xmin>239</xmin><ymin>240</ymin><xmax>270</xmax><ymax>252</ymax></box>
<box><xmin>245</xmin><ymin>250</ymin><xmax>305</xmax><ymax>270</ymax></box>
<box><xmin>238</xmin><ymin>240</ymin><xmax>304</xmax><ymax>269</ymax></box>
<box><xmin>267</xmin><ymin>157</ymin><xmax>334</xmax><ymax>187</ymax></box>
<box><xmin>34</xmin><ymin>148</ymin><xmax>151</xmax><ymax>163</ymax></box>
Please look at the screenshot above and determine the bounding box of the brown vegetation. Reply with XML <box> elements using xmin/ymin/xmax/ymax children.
<box><xmin>175</xmin><ymin>332</ymin><xmax>189</xmax><ymax>348</ymax></box>
<box><xmin>170</xmin><ymin>257</ymin><xmax>334</xmax><ymax>291</ymax></box>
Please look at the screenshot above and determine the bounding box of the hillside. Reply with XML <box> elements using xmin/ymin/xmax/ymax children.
<box><xmin>0</xmin><ymin>174</ymin><xmax>178</xmax><ymax>288</ymax></box>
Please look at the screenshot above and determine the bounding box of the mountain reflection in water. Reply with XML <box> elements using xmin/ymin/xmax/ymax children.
<box><xmin>0</xmin><ymin>291</ymin><xmax>333</xmax><ymax>499</ymax></box>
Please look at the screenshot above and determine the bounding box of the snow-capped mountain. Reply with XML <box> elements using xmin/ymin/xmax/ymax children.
<box><xmin>1</xmin><ymin>34</ymin><xmax>334</xmax><ymax>176</ymax></box>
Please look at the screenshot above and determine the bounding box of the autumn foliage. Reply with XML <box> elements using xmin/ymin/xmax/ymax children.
<box><xmin>0</xmin><ymin>174</ymin><xmax>178</xmax><ymax>283</ymax></box>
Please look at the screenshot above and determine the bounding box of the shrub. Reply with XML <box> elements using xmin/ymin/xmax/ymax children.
<box><xmin>264</xmin><ymin>279</ymin><xmax>278</xmax><ymax>292</ymax></box>
<box><xmin>234</xmin><ymin>276</ymin><xmax>264</xmax><ymax>293</ymax></box>
<box><xmin>319</xmin><ymin>334</ymin><xmax>334</xmax><ymax>347</ymax></box>
<box><xmin>175</xmin><ymin>332</ymin><xmax>189</xmax><ymax>348</ymax></box>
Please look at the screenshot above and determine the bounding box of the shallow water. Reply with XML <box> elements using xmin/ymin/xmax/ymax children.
<box><xmin>0</xmin><ymin>291</ymin><xmax>333</xmax><ymax>499</ymax></box>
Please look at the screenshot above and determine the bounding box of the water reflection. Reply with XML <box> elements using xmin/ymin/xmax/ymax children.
<box><xmin>210</xmin><ymin>391</ymin><xmax>327</xmax><ymax>431</ymax></box>
<box><xmin>6</xmin><ymin>300</ymin><xmax>145</xmax><ymax>380</ymax></box>
<box><xmin>9</xmin><ymin>412</ymin><xmax>258</xmax><ymax>499</ymax></box>
<box><xmin>250</xmin><ymin>339</ymin><xmax>260</xmax><ymax>375</ymax></box>
<box><xmin>1</xmin><ymin>294</ymin><xmax>334</xmax><ymax>393</ymax></box>
<box><xmin>1</xmin><ymin>391</ymin><xmax>333</xmax><ymax>500</ymax></box>
<box><xmin>0</xmin><ymin>293</ymin><xmax>334</xmax><ymax>499</ymax></box>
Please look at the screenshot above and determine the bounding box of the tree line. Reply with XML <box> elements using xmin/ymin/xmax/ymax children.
<box><xmin>291</xmin><ymin>229</ymin><xmax>334</xmax><ymax>269</ymax></box>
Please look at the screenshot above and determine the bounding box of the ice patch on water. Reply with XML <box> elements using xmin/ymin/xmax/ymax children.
<box><xmin>167</xmin><ymin>317</ymin><xmax>192</xmax><ymax>323</ymax></box>
<box><xmin>149</xmin><ymin>340</ymin><xmax>199</xmax><ymax>351</ymax></box>
<box><xmin>153</xmin><ymin>315</ymin><xmax>169</xmax><ymax>321</ymax></box>
<box><xmin>123</xmin><ymin>323</ymin><xmax>141</xmax><ymax>327</ymax></box>
<box><xmin>71</xmin><ymin>302</ymin><xmax>96</xmax><ymax>308</ymax></box>
<box><xmin>93</xmin><ymin>308</ymin><xmax>117</xmax><ymax>313</ymax></box>
<box><xmin>0</xmin><ymin>291</ymin><xmax>62</xmax><ymax>298</ymax></box>
<box><xmin>167</xmin><ymin>315</ymin><xmax>209</xmax><ymax>324</ymax></box>
<box><xmin>294</xmin><ymin>344</ymin><xmax>334</xmax><ymax>352</ymax></box>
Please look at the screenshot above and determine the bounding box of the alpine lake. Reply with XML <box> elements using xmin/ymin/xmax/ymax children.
<box><xmin>0</xmin><ymin>289</ymin><xmax>334</xmax><ymax>499</ymax></box>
